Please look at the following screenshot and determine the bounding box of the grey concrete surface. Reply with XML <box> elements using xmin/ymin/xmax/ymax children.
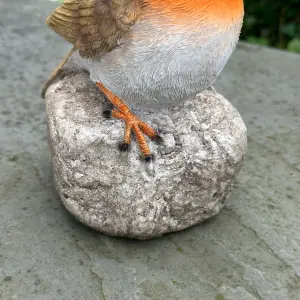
<box><xmin>0</xmin><ymin>1</ymin><xmax>299</xmax><ymax>300</ymax></box>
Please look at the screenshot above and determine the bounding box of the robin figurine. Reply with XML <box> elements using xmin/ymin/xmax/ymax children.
<box><xmin>42</xmin><ymin>0</ymin><xmax>244</xmax><ymax>161</ymax></box>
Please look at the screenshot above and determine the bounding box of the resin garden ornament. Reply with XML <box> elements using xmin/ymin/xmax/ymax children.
<box><xmin>42</xmin><ymin>0</ymin><xmax>247</xmax><ymax>239</ymax></box>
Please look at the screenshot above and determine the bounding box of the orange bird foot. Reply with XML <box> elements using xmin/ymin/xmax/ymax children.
<box><xmin>96</xmin><ymin>82</ymin><xmax>163</xmax><ymax>161</ymax></box>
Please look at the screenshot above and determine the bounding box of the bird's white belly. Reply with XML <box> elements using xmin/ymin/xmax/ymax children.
<box><xmin>71</xmin><ymin>21</ymin><xmax>242</xmax><ymax>110</ymax></box>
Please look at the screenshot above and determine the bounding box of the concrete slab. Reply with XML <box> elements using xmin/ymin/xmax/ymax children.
<box><xmin>1</xmin><ymin>1</ymin><xmax>299</xmax><ymax>299</ymax></box>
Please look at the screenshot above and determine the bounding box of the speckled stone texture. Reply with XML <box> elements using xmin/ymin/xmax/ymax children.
<box><xmin>45</xmin><ymin>72</ymin><xmax>247</xmax><ymax>239</ymax></box>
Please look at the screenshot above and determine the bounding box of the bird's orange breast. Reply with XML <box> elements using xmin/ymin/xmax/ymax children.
<box><xmin>145</xmin><ymin>0</ymin><xmax>244</xmax><ymax>26</ymax></box>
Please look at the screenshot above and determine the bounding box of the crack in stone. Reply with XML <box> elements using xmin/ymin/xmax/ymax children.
<box><xmin>170</xmin><ymin>240</ymin><xmax>263</xmax><ymax>300</ymax></box>
<box><xmin>247</xmin><ymin>136</ymin><xmax>300</xmax><ymax>174</ymax></box>
<box><xmin>225</xmin><ymin>206</ymin><xmax>300</xmax><ymax>280</ymax></box>
<box><xmin>90</xmin><ymin>269</ymin><xmax>106</xmax><ymax>300</ymax></box>
<box><xmin>215</xmin><ymin>239</ymin><xmax>266</xmax><ymax>300</ymax></box>
<box><xmin>232</xmin><ymin>285</ymin><xmax>262</xmax><ymax>300</ymax></box>
<box><xmin>72</xmin><ymin>240</ymin><xmax>107</xmax><ymax>300</ymax></box>
<box><xmin>168</xmin><ymin>238</ymin><xmax>262</xmax><ymax>300</ymax></box>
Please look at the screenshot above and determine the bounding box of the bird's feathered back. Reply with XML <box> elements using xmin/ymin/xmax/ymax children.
<box><xmin>46</xmin><ymin>0</ymin><xmax>143</xmax><ymax>58</ymax></box>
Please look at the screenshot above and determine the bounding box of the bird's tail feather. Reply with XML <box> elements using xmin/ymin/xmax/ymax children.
<box><xmin>41</xmin><ymin>46</ymin><xmax>76</xmax><ymax>98</ymax></box>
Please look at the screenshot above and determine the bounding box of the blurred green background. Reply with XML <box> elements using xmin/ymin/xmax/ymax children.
<box><xmin>242</xmin><ymin>0</ymin><xmax>300</xmax><ymax>53</ymax></box>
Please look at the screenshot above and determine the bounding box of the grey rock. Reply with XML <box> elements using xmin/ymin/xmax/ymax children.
<box><xmin>45</xmin><ymin>72</ymin><xmax>247</xmax><ymax>239</ymax></box>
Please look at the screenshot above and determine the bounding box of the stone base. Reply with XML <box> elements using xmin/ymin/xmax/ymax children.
<box><xmin>45</xmin><ymin>72</ymin><xmax>247</xmax><ymax>239</ymax></box>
